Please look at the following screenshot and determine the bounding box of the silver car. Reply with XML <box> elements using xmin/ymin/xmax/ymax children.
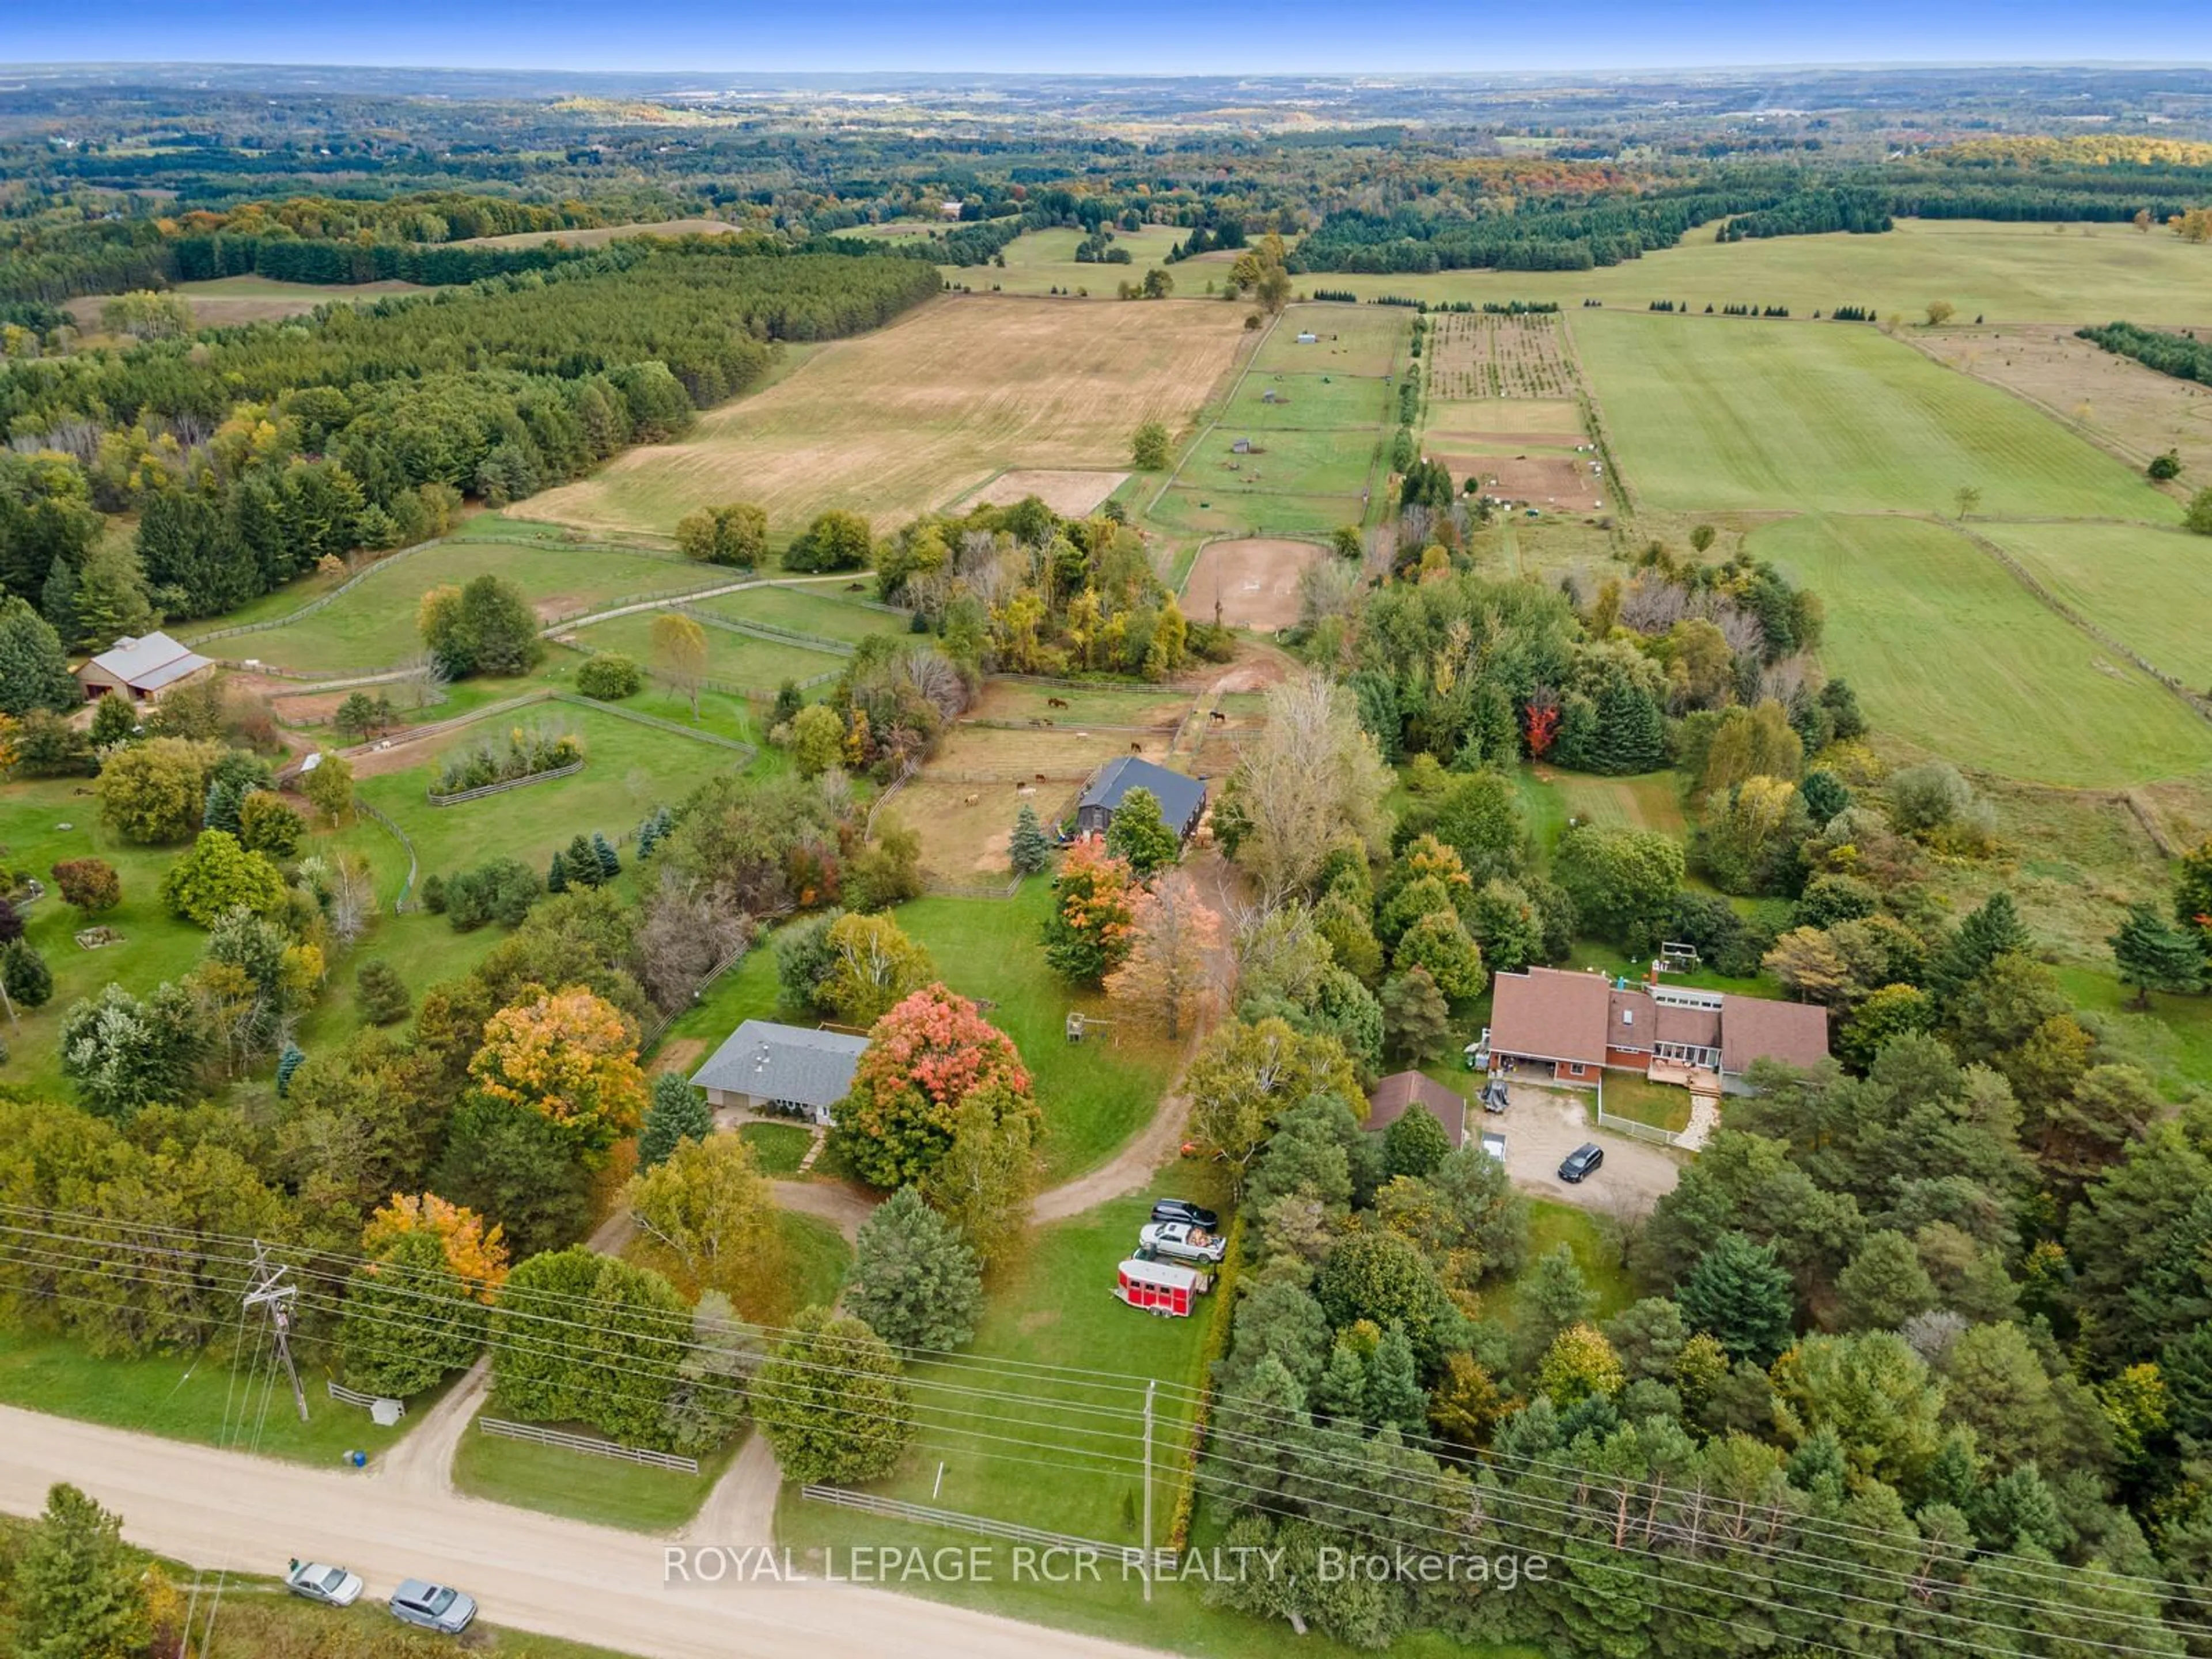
<box><xmin>1139</xmin><ymin>1221</ymin><xmax>1227</xmax><ymax>1264</ymax></box>
<box><xmin>389</xmin><ymin>1579</ymin><xmax>477</xmax><ymax>1634</ymax></box>
<box><xmin>285</xmin><ymin>1560</ymin><xmax>363</xmax><ymax>1607</ymax></box>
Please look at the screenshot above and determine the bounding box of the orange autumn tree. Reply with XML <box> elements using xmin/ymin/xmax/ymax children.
<box><xmin>467</xmin><ymin>983</ymin><xmax>646</xmax><ymax>1166</ymax></box>
<box><xmin>362</xmin><ymin>1193</ymin><xmax>510</xmax><ymax>1303</ymax></box>
<box><xmin>830</xmin><ymin>984</ymin><xmax>1038</xmax><ymax>1188</ymax></box>
<box><xmin>1041</xmin><ymin>835</ymin><xmax>1137</xmax><ymax>985</ymax></box>
<box><xmin>1105</xmin><ymin>869</ymin><xmax>1224</xmax><ymax>1040</ymax></box>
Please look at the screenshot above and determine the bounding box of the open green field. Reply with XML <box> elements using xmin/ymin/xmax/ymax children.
<box><xmin>691</xmin><ymin>584</ymin><xmax>908</xmax><ymax>646</ymax></box>
<box><xmin>452</xmin><ymin>1419</ymin><xmax>740</xmax><ymax>1532</ymax></box>
<box><xmin>1980</xmin><ymin>521</ymin><xmax>2212</xmax><ymax>691</ymax></box>
<box><xmin>1149</xmin><ymin>484</ymin><xmax>1363</xmax><ymax>540</ymax></box>
<box><xmin>779</xmin><ymin>1208</ymin><xmax>853</xmax><ymax>1313</ymax></box>
<box><xmin>0</xmin><ymin>1327</ymin><xmax>433</xmax><ymax>1465</ymax></box>
<box><xmin>563</xmin><ymin>612</ymin><xmax>847</xmax><ymax>694</ymax></box>
<box><xmin>354</xmin><ymin>700</ymin><xmax>746</xmax><ymax>880</ymax></box>
<box><xmin>1146</xmin><ymin>304</ymin><xmax>1401</xmax><ymax>540</ymax></box>
<box><xmin>1753</xmin><ymin>515</ymin><xmax>2212</xmax><ymax>787</ymax></box>
<box><xmin>945</xmin><ymin>224</ymin><xmax>1192</xmax><ymax>296</ymax></box>
<box><xmin>1222</xmin><ymin>369</ymin><xmax>1389</xmax><ymax>430</ymax></box>
<box><xmin>1251</xmin><ymin>303</ymin><xmax>1406</xmax><ymax>378</ymax></box>
<box><xmin>1573</xmin><ymin>310</ymin><xmax>2179</xmax><ymax>521</ymax></box>
<box><xmin>1296</xmin><ymin>219</ymin><xmax>2212</xmax><ymax>326</ymax></box>
<box><xmin>213</xmin><ymin>539</ymin><xmax>714</xmax><ymax>674</ymax></box>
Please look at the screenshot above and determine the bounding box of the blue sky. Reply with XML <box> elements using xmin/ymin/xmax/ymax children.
<box><xmin>10</xmin><ymin>1</ymin><xmax>2211</xmax><ymax>75</ymax></box>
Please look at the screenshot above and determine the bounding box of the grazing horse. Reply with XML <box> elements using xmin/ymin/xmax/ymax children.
<box><xmin>1208</xmin><ymin>710</ymin><xmax>1228</xmax><ymax>724</ymax></box>
<box><xmin>1046</xmin><ymin>696</ymin><xmax>1070</xmax><ymax>709</ymax></box>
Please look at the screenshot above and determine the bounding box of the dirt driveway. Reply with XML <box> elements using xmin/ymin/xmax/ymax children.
<box><xmin>1486</xmin><ymin>1079</ymin><xmax>1683</xmax><ymax>1209</ymax></box>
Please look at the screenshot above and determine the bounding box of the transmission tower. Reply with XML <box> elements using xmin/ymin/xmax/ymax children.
<box><xmin>243</xmin><ymin>1241</ymin><xmax>308</xmax><ymax>1423</ymax></box>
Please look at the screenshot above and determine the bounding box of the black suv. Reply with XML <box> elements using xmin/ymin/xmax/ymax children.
<box><xmin>1150</xmin><ymin>1199</ymin><xmax>1219</xmax><ymax>1231</ymax></box>
<box><xmin>1557</xmin><ymin>1143</ymin><xmax>1605</xmax><ymax>1184</ymax></box>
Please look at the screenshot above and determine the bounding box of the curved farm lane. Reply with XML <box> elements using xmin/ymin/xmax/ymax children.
<box><xmin>0</xmin><ymin>1406</ymin><xmax>1169</xmax><ymax>1659</ymax></box>
<box><xmin>771</xmin><ymin>1178</ymin><xmax>875</xmax><ymax>1242</ymax></box>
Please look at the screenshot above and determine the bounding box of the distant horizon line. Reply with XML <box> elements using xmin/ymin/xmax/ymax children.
<box><xmin>7</xmin><ymin>57</ymin><xmax>2212</xmax><ymax>80</ymax></box>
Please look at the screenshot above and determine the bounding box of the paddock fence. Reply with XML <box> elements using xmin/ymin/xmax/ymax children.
<box><xmin>798</xmin><ymin>1487</ymin><xmax>1123</xmax><ymax>1557</ymax></box>
<box><xmin>425</xmin><ymin>759</ymin><xmax>586</xmax><ymax>807</ymax></box>
<box><xmin>478</xmin><ymin>1416</ymin><xmax>699</xmax><ymax>1475</ymax></box>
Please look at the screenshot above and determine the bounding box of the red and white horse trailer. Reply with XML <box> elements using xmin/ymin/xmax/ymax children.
<box><xmin>1114</xmin><ymin>1256</ymin><xmax>1211</xmax><ymax>1317</ymax></box>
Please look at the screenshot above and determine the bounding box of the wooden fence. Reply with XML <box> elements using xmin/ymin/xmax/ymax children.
<box><xmin>325</xmin><ymin>1380</ymin><xmax>403</xmax><ymax>1414</ymax></box>
<box><xmin>478</xmin><ymin>1416</ymin><xmax>699</xmax><ymax>1474</ymax></box>
<box><xmin>1594</xmin><ymin>1105</ymin><xmax>1688</xmax><ymax>1149</ymax></box>
<box><xmin>426</xmin><ymin>759</ymin><xmax>585</xmax><ymax>807</ymax></box>
<box><xmin>352</xmin><ymin>800</ymin><xmax>421</xmax><ymax>915</ymax></box>
<box><xmin>799</xmin><ymin>1486</ymin><xmax>1121</xmax><ymax>1556</ymax></box>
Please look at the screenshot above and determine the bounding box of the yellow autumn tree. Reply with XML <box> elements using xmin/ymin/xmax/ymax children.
<box><xmin>362</xmin><ymin>1192</ymin><xmax>510</xmax><ymax>1302</ymax></box>
<box><xmin>468</xmin><ymin>983</ymin><xmax>646</xmax><ymax>1165</ymax></box>
<box><xmin>1104</xmin><ymin>870</ymin><xmax>1225</xmax><ymax>1041</ymax></box>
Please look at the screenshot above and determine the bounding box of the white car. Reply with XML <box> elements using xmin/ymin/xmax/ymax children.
<box><xmin>1139</xmin><ymin>1221</ymin><xmax>1226</xmax><ymax>1264</ymax></box>
<box><xmin>286</xmin><ymin>1560</ymin><xmax>365</xmax><ymax>1608</ymax></box>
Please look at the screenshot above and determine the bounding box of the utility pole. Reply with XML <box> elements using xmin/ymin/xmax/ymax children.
<box><xmin>244</xmin><ymin>1241</ymin><xmax>309</xmax><ymax>1423</ymax></box>
<box><xmin>1141</xmin><ymin>1380</ymin><xmax>1156</xmax><ymax>1604</ymax></box>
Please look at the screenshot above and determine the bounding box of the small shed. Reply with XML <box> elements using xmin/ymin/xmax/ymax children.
<box><xmin>74</xmin><ymin>632</ymin><xmax>213</xmax><ymax>704</ymax></box>
<box><xmin>1260</xmin><ymin>387</ymin><xmax>1279</xmax><ymax>404</ymax></box>
<box><xmin>1230</xmin><ymin>437</ymin><xmax>1252</xmax><ymax>454</ymax></box>
<box><xmin>1115</xmin><ymin>1257</ymin><xmax>1209</xmax><ymax>1316</ymax></box>
<box><xmin>1295</xmin><ymin>331</ymin><xmax>1317</xmax><ymax>344</ymax></box>
<box><xmin>1074</xmin><ymin>756</ymin><xmax>1209</xmax><ymax>842</ymax></box>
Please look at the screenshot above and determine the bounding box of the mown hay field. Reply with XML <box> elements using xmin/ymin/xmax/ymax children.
<box><xmin>67</xmin><ymin>275</ymin><xmax>424</xmax><ymax>329</ymax></box>
<box><xmin>527</xmin><ymin>296</ymin><xmax>1248</xmax><ymax>537</ymax></box>
<box><xmin>1981</xmin><ymin>521</ymin><xmax>2212</xmax><ymax>692</ymax></box>
<box><xmin>1753</xmin><ymin>515</ymin><xmax>2212</xmax><ymax>788</ymax></box>
<box><xmin>198</xmin><ymin>539</ymin><xmax>710</xmax><ymax>674</ymax></box>
<box><xmin>1293</xmin><ymin>219</ymin><xmax>2212</xmax><ymax>325</ymax></box>
<box><xmin>1574</xmin><ymin>310</ymin><xmax>2178</xmax><ymax>521</ymax></box>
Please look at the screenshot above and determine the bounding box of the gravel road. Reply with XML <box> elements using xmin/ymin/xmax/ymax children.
<box><xmin>0</xmin><ymin>1406</ymin><xmax>1168</xmax><ymax>1659</ymax></box>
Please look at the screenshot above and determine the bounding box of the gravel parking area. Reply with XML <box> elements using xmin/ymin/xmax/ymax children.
<box><xmin>1484</xmin><ymin>1078</ymin><xmax>1684</xmax><ymax>1209</ymax></box>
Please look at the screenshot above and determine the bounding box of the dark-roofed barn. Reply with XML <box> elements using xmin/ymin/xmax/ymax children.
<box><xmin>1074</xmin><ymin>756</ymin><xmax>1208</xmax><ymax>842</ymax></box>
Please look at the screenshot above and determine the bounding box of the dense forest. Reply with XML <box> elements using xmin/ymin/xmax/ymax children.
<box><xmin>0</xmin><ymin>241</ymin><xmax>940</xmax><ymax>620</ymax></box>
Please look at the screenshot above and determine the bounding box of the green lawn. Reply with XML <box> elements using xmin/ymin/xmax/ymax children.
<box><xmin>564</xmin><ymin>611</ymin><xmax>846</xmax><ymax>695</ymax></box>
<box><xmin>741</xmin><ymin>1122</ymin><xmax>817</xmax><ymax>1176</ymax></box>
<box><xmin>452</xmin><ymin>1419</ymin><xmax>740</xmax><ymax>1532</ymax></box>
<box><xmin>1600</xmin><ymin>1072</ymin><xmax>1695</xmax><ymax>1135</ymax></box>
<box><xmin>1981</xmin><ymin>521</ymin><xmax>2212</xmax><ymax>693</ymax></box>
<box><xmin>209</xmin><ymin>539</ymin><xmax>713</xmax><ymax>674</ymax></box>
<box><xmin>1574</xmin><ymin>310</ymin><xmax>2180</xmax><ymax>522</ymax></box>
<box><xmin>896</xmin><ymin>884</ymin><xmax>1184</xmax><ymax>1181</ymax></box>
<box><xmin>672</xmin><ymin>885</ymin><xmax>1180</xmax><ymax>1183</ymax></box>
<box><xmin>1481</xmin><ymin>1199</ymin><xmax>1638</xmax><ymax>1329</ymax></box>
<box><xmin>1284</xmin><ymin>218</ymin><xmax>2212</xmax><ymax>326</ymax></box>
<box><xmin>1753</xmin><ymin>514</ymin><xmax>2212</xmax><ymax>788</ymax></box>
<box><xmin>1555</xmin><ymin>771</ymin><xmax>1686</xmax><ymax>839</ymax></box>
<box><xmin>354</xmin><ymin>700</ymin><xmax>746</xmax><ymax>882</ymax></box>
<box><xmin>0</xmin><ymin>781</ymin><xmax>419</xmax><ymax>1090</ymax></box>
<box><xmin>0</xmin><ymin>1327</ymin><xmax>435</xmax><ymax>1466</ymax></box>
<box><xmin>839</xmin><ymin>1188</ymin><xmax>1225</xmax><ymax>1539</ymax></box>
<box><xmin>779</xmin><ymin>1209</ymin><xmax>851</xmax><ymax>1313</ymax></box>
<box><xmin>1179</xmin><ymin>423</ymin><xmax>1380</xmax><ymax>497</ymax></box>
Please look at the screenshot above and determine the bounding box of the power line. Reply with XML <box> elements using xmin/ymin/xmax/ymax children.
<box><xmin>0</xmin><ymin>1237</ymin><xmax>2198</xmax><ymax>1659</ymax></box>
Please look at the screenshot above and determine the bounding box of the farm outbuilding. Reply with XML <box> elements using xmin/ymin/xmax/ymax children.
<box><xmin>1366</xmin><ymin>1071</ymin><xmax>1469</xmax><ymax>1150</ymax></box>
<box><xmin>691</xmin><ymin>1019</ymin><xmax>870</xmax><ymax>1126</ymax></box>
<box><xmin>1074</xmin><ymin>756</ymin><xmax>1208</xmax><ymax>842</ymax></box>
<box><xmin>74</xmin><ymin>631</ymin><xmax>213</xmax><ymax>703</ymax></box>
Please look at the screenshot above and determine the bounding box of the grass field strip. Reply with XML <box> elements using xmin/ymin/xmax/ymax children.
<box><xmin>1147</xmin><ymin>308</ymin><xmax>1289</xmax><ymax>517</ymax></box>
